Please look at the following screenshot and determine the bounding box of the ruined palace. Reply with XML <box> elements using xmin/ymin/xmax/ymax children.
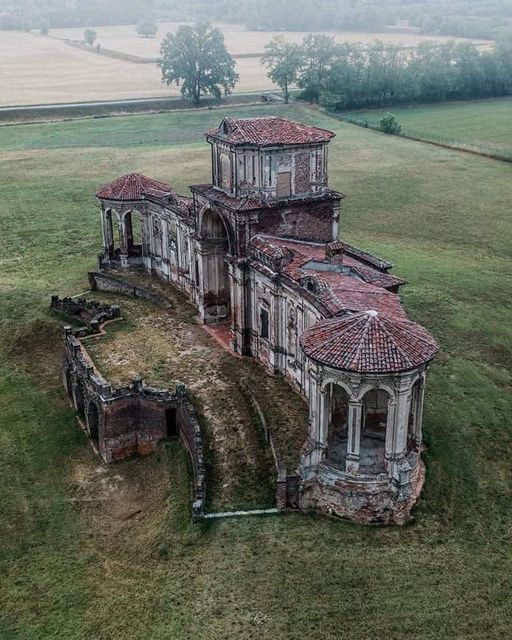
<box><xmin>67</xmin><ymin>115</ymin><xmax>438</xmax><ymax>524</ymax></box>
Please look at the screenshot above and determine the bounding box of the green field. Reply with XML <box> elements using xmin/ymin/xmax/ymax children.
<box><xmin>1</xmin><ymin>104</ymin><xmax>512</xmax><ymax>639</ymax></box>
<box><xmin>343</xmin><ymin>97</ymin><xmax>512</xmax><ymax>155</ymax></box>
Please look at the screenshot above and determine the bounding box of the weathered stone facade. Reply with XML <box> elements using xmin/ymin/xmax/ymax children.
<box><xmin>85</xmin><ymin>115</ymin><xmax>438</xmax><ymax>524</ymax></box>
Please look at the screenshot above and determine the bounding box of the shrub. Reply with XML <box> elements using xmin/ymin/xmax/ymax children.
<box><xmin>379</xmin><ymin>113</ymin><xmax>402</xmax><ymax>135</ymax></box>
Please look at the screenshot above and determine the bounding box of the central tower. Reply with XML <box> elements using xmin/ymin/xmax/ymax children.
<box><xmin>191</xmin><ymin>116</ymin><xmax>343</xmax><ymax>353</ymax></box>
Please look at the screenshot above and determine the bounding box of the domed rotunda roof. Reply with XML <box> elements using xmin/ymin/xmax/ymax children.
<box><xmin>300</xmin><ymin>310</ymin><xmax>438</xmax><ymax>374</ymax></box>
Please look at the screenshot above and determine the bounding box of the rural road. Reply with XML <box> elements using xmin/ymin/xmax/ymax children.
<box><xmin>0</xmin><ymin>91</ymin><xmax>273</xmax><ymax>115</ymax></box>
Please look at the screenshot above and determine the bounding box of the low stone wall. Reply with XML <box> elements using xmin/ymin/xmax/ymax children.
<box><xmin>88</xmin><ymin>271</ymin><xmax>171</xmax><ymax>308</ymax></box>
<box><xmin>62</xmin><ymin>327</ymin><xmax>206</xmax><ymax>518</ymax></box>
<box><xmin>239</xmin><ymin>379</ymin><xmax>300</xmax><ymax>511</ymax></box>
<box><xmin>50</xmin><ymin>295</ymin><xmax>120</xmax><ymax>335</ymax></box>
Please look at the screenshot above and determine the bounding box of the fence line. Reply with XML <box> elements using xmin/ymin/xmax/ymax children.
<box><xmin>335</xmin><ymin>113</ymin><xmax>512</xmax><ymax>163</ymax></box>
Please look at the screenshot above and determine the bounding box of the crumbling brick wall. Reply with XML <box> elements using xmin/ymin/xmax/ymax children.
<box><xmin>252</xmin><ymin>200</ymin><xmax>335</xmax><ymax>243</ymax></box>
<box><xmin>62</xmin><ymin>328</ymin><xmax>206</xmax><ymax>517</ymax></box>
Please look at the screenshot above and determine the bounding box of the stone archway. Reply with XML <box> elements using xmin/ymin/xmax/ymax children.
<box><xmin>200</xmin><ymin>209</ymin><xmax>231</xmax><ymax>323</ymax></box>
<box><xmin>360</xmin><ymin>388</ymin><xmax>390</xmax><ymax>474</ymax></box>
<box><xmin>124</xmin><ymin>210</ymin><xmax>143</xmax><ymax>257</ymax></box>
<box><xmin>324</xmin><ymin>383</ymin><xmax>350</xmax><ymax>467</ymax></box>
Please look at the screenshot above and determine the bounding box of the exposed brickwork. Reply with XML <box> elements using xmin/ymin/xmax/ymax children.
<box><xmin>87</xmin><ymin>115</ymin><xmax>438</xmax><ymax>525</ymax></box>
<box><xmin>50</xmin><ymin>295</ymin><xmax>120</xmax><ymax>335</ymax></box>
<box><xmin>62</xmin><ymin>327</ymin><xmax>206</xmax><ymax>517</ymax></box>
<box><xmin>252</xmin><ymin>200</ymin><xmax>335</xmax><ymax>243</ymax></box>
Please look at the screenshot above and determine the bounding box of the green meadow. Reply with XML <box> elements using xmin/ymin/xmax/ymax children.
<box><xmin>1</xmin><ymin>104</ymin><xmax>511</xmax><ymax>639</ymax></box>
<box><xmin>343</xmin><ymin>96</ymin><xmax>512</xmax><ymax>156</ymax></box>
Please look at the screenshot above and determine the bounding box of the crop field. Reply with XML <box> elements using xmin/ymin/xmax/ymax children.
<box><xmin>0</xmin><ymin>31</ymin><xmax>275</xmax><ymax>107</ymax></box>
<box><xmin>343</xmin><ymin>97</ymin><xmax>512</xmax><ymax>155</ymax></box>
<box><xmin>1</xmin><ymin>24</ymin><xmax>491</xmax><ymax>108</ymax></box>
<box><xmin>51</xmin><ymin>21</ymin><xmax>488</xmax><ymax>59</ymax></box>
<box><xmin>1</xmin><ymin>103</ymin><xmax>511</xmax><ymax>639</ymax></box>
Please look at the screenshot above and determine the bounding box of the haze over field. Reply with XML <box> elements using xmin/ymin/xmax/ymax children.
<box><xmin>1</xmin><ymin>2</ymin><xmax>512</xmax><ymax>638</ymax></box>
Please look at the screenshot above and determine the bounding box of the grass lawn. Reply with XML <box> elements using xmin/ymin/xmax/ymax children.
<box><xmin>343</xmin><ymin>97</ymin><xmax>512</xmax><ymax>153</ymax></box>
<box><xmin>1</xmin><ymin>103</ymin><xmax>511</xmax><ymax>639</ymax></box>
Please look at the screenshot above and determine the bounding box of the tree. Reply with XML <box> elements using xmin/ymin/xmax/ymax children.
<box><xmin>298</xmin><ymin>34</ymin><xmax>340</xmax><ymax>101</ymax></box>
<box><xmin>159</xmin><ymin>22</ymin><xmax>238</xmax><ymax>105</ymax></box>
<box><xmin>261</xmin><ymin>36</ymin><xmax>303</xmax><ymax>103</ymax></box>
<box><xmin>40</xmin><ymin>19</ymin><xmax>50</xmax><ymax>36</ymax></box>
<box><xmin>84</xmin><ymin>29</ymin><xmax>96</xmax><ymax>47</ymax></box>
<box><xmin>379</xmin><ymin>113</ymin><xmax>402</xmax><ymax>135</ymax></box>
<box><xmin>136</xmin><ymin>20</ymin><xmax>158</xmax><ymax>38</ymax></box>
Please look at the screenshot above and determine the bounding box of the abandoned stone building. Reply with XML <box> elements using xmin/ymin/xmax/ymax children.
<box><xmin>73</xmin><ymin>115</ymin><xmax>438</xmax><ymax>523</ymax></box>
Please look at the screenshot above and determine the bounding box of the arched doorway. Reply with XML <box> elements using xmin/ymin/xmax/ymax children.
<box><xmin>125</xmin><ymin>210</ymin><xmax>143</xmax><ymax>257</ymax></box>
<box><xmin>86</xmin><ymin>402</ymin><xmax>100</xmax><ymax>448</ymax></box>
<box><xmin>360</xmin><ymin>389</ymin><xmax>390</xmax><ymax>473</ymax></box>
<box><xmin>73</xmin><ymin>379</ymin><xmax>85</xmax><ymax>419</ymax></box>
<box><xmin>325</xmin><ymin>383</ymin><xmax>349</xmax><ymax>466</ymax></box>
<box><xmin>200</xmin><ymin>209</ymin><xmax>231</xmax><ymax>323</ymax></box>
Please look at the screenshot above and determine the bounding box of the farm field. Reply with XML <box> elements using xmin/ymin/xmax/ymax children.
<box><xmin>1</xmin><ymin>104</ymin><xmax>512</xmax><ymax>639</ymax></box>
<box><xmin>343</xmin><ymin>97</ymin><xmax>512</xmax><ymax>153</ymax></box>
<box><xmin>1</xmin><ymin>23</ymin><xmax>491</xmax><ymax>108</ymax></box>
<box><xmin>50</xmin><ymin>21</ymin><xmax>491</xmax><ymax>59</ymax></box>
<box><xmin>0</xmin><ymin>31</ymin><xmax>275</xmax><ymax>107</ymax></box>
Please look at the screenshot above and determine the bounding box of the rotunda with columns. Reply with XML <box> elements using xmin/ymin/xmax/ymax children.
<box><xmin>299</xmin><ymin>310</ymin><xmax>438</xmax><ymax>524</ymax></box>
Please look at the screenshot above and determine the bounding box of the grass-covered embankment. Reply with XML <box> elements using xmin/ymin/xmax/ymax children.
<box><xmin>1</xmin><ymin>103</ymin><xmax>511</xmax><ymax>639</ymax></box>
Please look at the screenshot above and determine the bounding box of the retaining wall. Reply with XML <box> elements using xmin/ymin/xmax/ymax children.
<box><xmin>62</xmin><ymin>326</ymin><xmax>206</xmax><ymax>518</ymax></box>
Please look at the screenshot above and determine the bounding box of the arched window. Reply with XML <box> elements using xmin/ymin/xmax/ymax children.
<box><xmin>200</xmin><ymin>210</ymin><xmax>231</xmax><ymax>322</ymax></box>
<box><xmin>125</xmin><ymin>210</ymin><xmax>143</xmax><ymax>256</ymax></box>
<box><xmin>360</xmin><ymin>388</ymin><xmax>390</xmax><ymax>473</ymax></box>
<box><xmin>325</xmin><ymin>383</ymin><xmax>349</xmax><ymax>466</ymax></box>
<box><xmin>220</xmin><ymin>153</ymin><xmax>232</xmax><ymax>191</ymax></box>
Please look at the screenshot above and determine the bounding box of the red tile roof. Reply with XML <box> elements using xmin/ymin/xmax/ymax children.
<box><xmin>206</xmin><ymin>116</ymin><xmax>335</xmax><ymax>147</ymax></box>
<box><xmin>96</xmin><ymin>173</ymin><xmax>171</xmax><ymax>201</ymax></box>
<box><xmin>300</xmin><ymin>311</ymin><xmax>438</xmax><ymax>374</ymax></box>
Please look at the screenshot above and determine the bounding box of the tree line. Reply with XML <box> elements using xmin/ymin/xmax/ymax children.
<box><xmin>2</xmin><ymin>0</ymin><xmax>512</xmax><ymax>42</ymax></box>
<box><xmin>261</xmin><ymin>35</ymin><xmax>512</xmax><ymax>109</ymax></box>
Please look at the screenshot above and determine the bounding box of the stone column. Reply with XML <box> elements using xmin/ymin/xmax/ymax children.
<box><xmin>229</xmin><ymin>260</ymin><xmax>249</xmax><ymax>355</ymax></box>
<box><xmin>141</xmin><ymin>214</ymin><xmax>151</xmax><ymax>272</ymax></box>
<box><xmin>384</xmin><ymin>398</ymin><xmax>397</xmax><ymax>465</ymax></box>
<box><xmin>100</xmin><ymin>207</ymin><xmax>107</xmax><ymax>253</ymax></box>
<box><xmin>413</xmin><ymin>377</ymin><xmax>426</xmax><ymax>447</ymax></box>
<box><xmin>118</xmin><ymin>215</ymin><xmax>129</xmax><ymax>269</ymax></box>
<box><xmin>346</xmin><ymin>400</ymin><xmax>362</xmax><ymax>473</ymax></box>
<box><xmin>393</xmin><ymin>387</ymin><xmax>411</xmax><ymax>459</ymax></box>
<box><xmin>307</xmin><ymin>369</ymin><xmax>327</xmax><ymax>467</ymax></box>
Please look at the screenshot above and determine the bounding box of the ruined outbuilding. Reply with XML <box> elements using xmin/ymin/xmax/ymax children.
<box><xmin>70</xmin><ymin>115</ymin><xmax>437</xmax><ymax>524</ymax></box>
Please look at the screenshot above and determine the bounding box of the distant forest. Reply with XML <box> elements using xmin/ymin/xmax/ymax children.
<box><xmin>1</xmin><ymin>0</ymin><xmax>512</xmax><ymax>40</ymax></box>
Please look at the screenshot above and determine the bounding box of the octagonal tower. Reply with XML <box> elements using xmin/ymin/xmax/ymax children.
<box><xmin>299</xmin><ymin>310</ymin><xmax>438</xmax><ymax>524</ymax></box>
